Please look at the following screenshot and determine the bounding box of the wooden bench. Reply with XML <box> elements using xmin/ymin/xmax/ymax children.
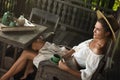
<box><xmin>34</xmin><ymin>3</ymin><xmax>120</xmax><ymax>80</ymax></box>
<box><xmin>34</xmin><ymin>28</ymin><xmax>120</xmax><ymax>80</ymax></box>
<box><xmin>36</xmin><ymin>0</ymin><xmax>97</xmax><ymax>47</ymax></box>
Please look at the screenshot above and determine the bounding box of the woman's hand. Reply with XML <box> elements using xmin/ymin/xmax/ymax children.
<box><xmin>58</xmin><ymin>60</ymin><xmax>70</xmax><ymax>71</ymax></box>
<box><xmin>58</xmin><ymin>60</ymin><xmax>81</xmax><ymax>78</ymax></box>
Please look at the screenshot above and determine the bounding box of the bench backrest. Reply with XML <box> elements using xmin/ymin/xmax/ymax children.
<box><xmin>29</xmin><ymin>8</ymin><xmax>59</xmax><ymax>32</ymax></box>
<box><xmin>36</xmin><ymin>0</ymin><xmax>97</xmax><ymax>35</ymax></box>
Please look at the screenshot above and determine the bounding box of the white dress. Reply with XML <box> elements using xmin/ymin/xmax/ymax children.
<box><xmin>33</xmin><ymin>39</ymin><xmax>104</xmax><ymax>80</ymax></box>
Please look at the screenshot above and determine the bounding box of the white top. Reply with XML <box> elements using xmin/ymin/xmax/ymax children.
<box><xmin>72</xmin><ymin>39</ymin><xmax>104</xmax><ymax>80</ymax></box>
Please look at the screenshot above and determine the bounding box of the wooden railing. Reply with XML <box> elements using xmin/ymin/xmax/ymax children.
<box><xmin>36</xmin><ymin>0</ymin><xmax>97</xmax><ymax>35</ymax></box>
<box><xmin>0</xmin><ymin>0</ymin><xmax>115</xmax><ymax>17</ymax></box>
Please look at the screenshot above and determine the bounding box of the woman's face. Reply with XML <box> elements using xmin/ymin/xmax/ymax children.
<box><xmin>93</xmin><ymin>21</ymin><xmax>109</xmax><ymax>39</ymax></box>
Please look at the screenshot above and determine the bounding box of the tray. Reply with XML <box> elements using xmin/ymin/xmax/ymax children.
<box><xmin>1</xmin><ymin>26</ymin><xmax>37</xmax><ymax>32</ymax></box>
<box><xmin>0</xmin><ymin>23</ymin><xmax>37</xmax><ymax>32</ymax></box>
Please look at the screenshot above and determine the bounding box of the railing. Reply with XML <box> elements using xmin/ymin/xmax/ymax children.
<box><xmin>0</xmin><ymin>0</ymin><xmax>115</xmax><ymax>17</ymax></box>
<box><xmin>36</xmin><ymin>0</ymin><xmax>97</xmax><ymax>35</ymax></box>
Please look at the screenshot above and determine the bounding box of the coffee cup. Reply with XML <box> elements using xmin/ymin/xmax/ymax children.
<box><xmin>9</xmin><ymin>21</ymin><xmax>16</xmax><ymax>27</ymax></box>
<box><xmin>51</xmin><ymin>54</ymin><xmax>61</xmax><ymax>64</ymax></box>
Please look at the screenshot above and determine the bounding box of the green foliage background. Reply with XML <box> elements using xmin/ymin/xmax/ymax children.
<box><xmin>113</xmin><ymin>0</ymin><xmax>120</xmax><ymax>11</ymax></box>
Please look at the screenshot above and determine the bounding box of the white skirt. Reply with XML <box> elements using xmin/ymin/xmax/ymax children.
<box><xmin>33</xmin><ymin>42</ymin><xmax>67</xmax><ymax>68</ymax></box>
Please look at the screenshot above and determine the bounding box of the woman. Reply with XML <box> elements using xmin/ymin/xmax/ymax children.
<box><xmin>0</xmin><ymin>10</ymin><xmax>119</xmax><ymax>80</ymax></box>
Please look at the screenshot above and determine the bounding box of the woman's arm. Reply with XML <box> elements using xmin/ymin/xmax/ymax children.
<box><xmin>58</xmin><ymin>60</ymin><xmax>81</xmax><ymax>78</ymax></box>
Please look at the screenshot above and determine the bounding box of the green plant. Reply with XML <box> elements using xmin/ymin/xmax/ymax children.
<box><xmin>113</xmin><ymin>0</ymin><xmax>120</xmax><ymax>11</ymax></box>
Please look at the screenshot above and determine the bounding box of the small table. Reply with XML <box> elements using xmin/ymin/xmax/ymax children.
<box><xmin>0</xmin><ymin>24</ymin><xmax>47</xmax><ymax>68</ymax></box>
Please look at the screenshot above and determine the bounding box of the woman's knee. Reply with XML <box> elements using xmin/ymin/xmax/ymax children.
<box><xmin>32</xmin><ymin>40</ymin><xmax>45</xmax><ymax>51</ymax></box>
<box><xmin>20</xmin><ymin>50</ymin><xmax>37</xmax><ymax>59</ymax></box>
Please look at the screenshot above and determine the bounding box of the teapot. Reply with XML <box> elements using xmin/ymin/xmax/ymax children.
<box><xmin>1</xmin><ymin>11</ymin><xmax>13</xmax><ymax>26</ymax></box>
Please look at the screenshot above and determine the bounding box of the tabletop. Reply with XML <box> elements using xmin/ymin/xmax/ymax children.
<box><xmin>0</xmin><ymin>24</ymin><xmax>47</xmax><ymax>48</ymax></box>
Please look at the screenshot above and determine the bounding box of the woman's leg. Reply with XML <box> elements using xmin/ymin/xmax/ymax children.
<box><xmin>0</xmin><ymin>39</ymin><xmax>45</xmax><ymax>80</ymax></box>
<box><xmin>20</xmin><ymin>39</ymin><xmax>45</xmax><ymax>80</ymax></box>
<box><xmin>0</xmin><ymin>50</ymin><xmax>37</xmax><ymax>80</ymax></box>
<box><xmin>20</xmin><ymin>60</ymin><xmax>34</xmax><ymax>80</ymax></box>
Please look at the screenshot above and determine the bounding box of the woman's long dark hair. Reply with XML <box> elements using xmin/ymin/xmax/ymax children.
<box><xmin>97</xmin><ymin>18</ymin><xmax>112</xmax><ymax>35</ymax></box>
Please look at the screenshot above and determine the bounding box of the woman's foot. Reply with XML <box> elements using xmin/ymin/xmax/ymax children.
<box><xmin>20</xmin><ymin>69</ymin><xmax>34</xmax><ymax>80</ymax></box>
<box><xmin>20</xmin><ymin>75</ymin><xmax>27</xmax><ymax>80</ymax></box>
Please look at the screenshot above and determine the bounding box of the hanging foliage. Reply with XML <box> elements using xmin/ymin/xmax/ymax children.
<box><xmin>113</xmin><ymin>0</ymin><xmax>120</xmax><ymax>11</ymax></box>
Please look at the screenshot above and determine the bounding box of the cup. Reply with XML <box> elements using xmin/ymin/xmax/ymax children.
<box><xmin>9</xmin><ymin>21</ymin><xmax>16</xmax><ymax>27</ymax></box>
<box><xmin>51</xmin><ymin>54</ymin><xmax>61</xmax><ymax>64</ymax></box>
<box><xmin>17</xmin><ymin>15</ymin><xmax>25</xmax><ymax>26</ymax></box>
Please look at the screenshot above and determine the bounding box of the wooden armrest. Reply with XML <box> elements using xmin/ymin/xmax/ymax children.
<box><xmin>35</xmin><ymin>60</ymin><xmax>80</xmax><ymax>80</ymax></box>
<box><xmin>58</xmin><ymin>45</ymin><xmax>71</xmax><ymax>50</ymax></box>
<box><xmin>41</xmin><ymin>32</ymin><xmax>55</xmax><ymax>42</ymax></box>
